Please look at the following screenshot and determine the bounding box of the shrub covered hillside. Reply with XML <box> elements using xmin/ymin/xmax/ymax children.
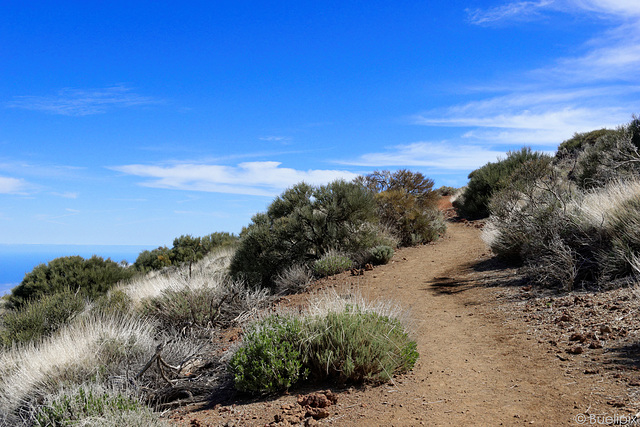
<box><xmin>475</xmin><ymin>116</ymin><xmax>640</xmax><ymax>291</ymax></box>
<box><xmin>0</xmin><ymin>170</ymin><xmax>441</xmax><ymax>425</ymax></box>
<box><xmin>231</xmin><ymin>173</ymin><xmax>444</xmax><ymax>290</ymax></box>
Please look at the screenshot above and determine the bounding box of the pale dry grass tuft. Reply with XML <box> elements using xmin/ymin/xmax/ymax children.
<box><xmin>0</xmin><ymin>312</ymin><xmax>155</xmax><ymax>418</ymax></box>
<box><xmin>571</xmin><ymin>179</ymin><xmax>640</xmax><ymax>231</ymax></box>
<box><xmin>121</xmin><ymin>246</ymin><xmax>236</xmax><ymax>304</ymax></box>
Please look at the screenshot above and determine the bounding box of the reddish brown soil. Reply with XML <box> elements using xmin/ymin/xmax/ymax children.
<box><xmin>169</xmin><ymin>216</ymin><xmax>640</xmax><ymax>426</ymax></box>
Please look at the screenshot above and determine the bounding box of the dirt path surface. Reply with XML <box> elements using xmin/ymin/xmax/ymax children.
<box><xmin>170</xmin><ymin>221</ymin><xmax>639</xmax><ymax>426</ymax></box>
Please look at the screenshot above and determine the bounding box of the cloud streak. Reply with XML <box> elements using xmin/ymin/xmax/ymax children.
<box><xmin>341</xmin><ymin>141</ymin><xmax>506</xmax><ymax>171</ymax></box>
<box><xmin>467</xmin><ymin>0</ymin><xmax>553</xmax><ymax>25</ymax></box>
<box><xmin>111</xmin><ymin>161</ymin><xmax>360</xmax><ymax>196</ymax></box>
<box><xmin>422</xmin><ymin>1</ymin><xmax>640</xmax><ymax>148</ymax></box>
<box><xmin>0</xmin><ymin>176</ymin><xmax>28</xmax><ymax>194</ymax></box>
<box><xmin>8</xmin><ymin>85</ymin><xmax>160</xmax><ymax>116</ymax></box>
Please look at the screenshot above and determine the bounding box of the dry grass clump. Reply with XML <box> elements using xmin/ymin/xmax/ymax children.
<box><xmin>122</xmin><ymin>246</ymin><xmax>235</xmax><ymax>305</ymax></box>
<box><xmin>274</xmin><ymin>263</ymin><xmax>314</xmax><ymax>295</ymax></box>
<box><xmin>0</xmin><ymin>312</ymin><xmax>155</xmax><ymax>422</ymax></box>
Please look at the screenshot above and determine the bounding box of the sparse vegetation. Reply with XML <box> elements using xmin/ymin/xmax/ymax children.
<box><xmin>0</xmin><ymin>169</ymin><xmax>448</xmax><ymax>421</ymax></box>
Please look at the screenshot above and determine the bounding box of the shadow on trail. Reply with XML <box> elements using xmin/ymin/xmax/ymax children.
<box><xmin>426</xmin><ymin>256</ymin><xmax>528</xmax><ymax>296</ymax></box>
<box><xmin>604</xmin><ymin>341</ymin><xmax>640</xmax><ymax>372</ymax></box>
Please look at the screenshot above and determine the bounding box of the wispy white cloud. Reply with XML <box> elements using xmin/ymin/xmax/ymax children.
<box><xmin>110</xmin><ymin>161</ymin><xmax>360</xmax><ymax>197</ymax></box>
<box><xmin>34</xmin><ymin>208</ymin><xmax>81</xmax><ymax>225</ymax></box>
<box><xmin>7</xmin><ymin>85</ymin><xmax>160</xmax><ymax>116</ymax></box>
<box><xmin>259</xmin><ymin>136</ymin><xmax>291</xmax><ymax>142</ymax></box>
<box><xmin>414</xmin><ymin>104</ymin><xmax>630</xmax><ymax>145</ymax></box>
<box><xmin>419</xmin><ymin>0</ymin><xmax>640</xmax><ymax>148</ymax></box>
<box><xmin>50</xmin><ymin>192</ymin><xmax>79</xmax><ymax>199</ymax></box>
<box><xmin>341</xmin><ymin>141</ymin><xmax>506</xmax><ymax>170</ymax></box>
<box><xmin>466</xmin><ymin>0</ymin><xmax>553</xmax><ymax>25</ymax></box>
<box><xmin>0</xmin><ymin>176</ymin><xmax>28</xmax><ymax>194</ymax></box>
<box><xmin>468</xmin><ymin>0</ymin><xmax>640</xmax><ymax>25</ymax></box>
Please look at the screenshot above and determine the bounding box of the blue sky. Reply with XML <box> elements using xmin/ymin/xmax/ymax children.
<box><xmin>1</xmin><ymin>0</ymin><xmax>638</xmax><ymax>246</ymax></box>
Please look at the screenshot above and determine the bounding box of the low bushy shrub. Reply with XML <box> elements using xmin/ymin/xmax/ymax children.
<box><xmin>274</xmin><ymin>264</ymin><xmax>313</xmax><ymax>295</ymax></box>
<box><xmin>8</xmin><ymin>256</ymin><xmax>135</xmax><ymax>309</ymax></box>
<box><xmin>32</xmin><ymin>383</ymin><xmax>164</xmax><ymax>427</ymax></box>
<box><xmin>229</xmin><ymin>296</ymin><xmax>418</xmax><ymax>394</ymax></box>
<box><xmin>0</xmin><ymin>289</ymin><xmax>85</xmax><ymax>347</ymax></box>
<box><xmin>230</xmin><ymin>180</ymin><xmax>378</xmax><ymax>289</ymax></box>
<box><xmin>93</xmin><ymin>289</ymin><xmax>133</xmax><ymax>316</ymax></box>
<box><xmin>228</xmin><ymin>314</ymin><xmax>307</xmax><ymax>394</ymax></box>
<box><xmin>312</xmin><ymin>251</ymin><xmax>353</xmax><ymax>277</ymax></box>
<box><xmin>141</xmin><ymin>280</ymin><xmax>270</xmax><ymax>333</ymax></box>
<box><xmin>301</xmin><ymin>307</ymin><xmax>418</xmax><ymax>383</ymax></box>
<box><xmin>357</xmin><ymin>170</ymin><xmax>444</xmax><ymax>246</ymax></box>
<box><xmin>368</xmin><ymin>245</ymin><xmax>394</xmax><ymax>265</ymax></box>
<box><xmin>455</xmin><ymin>148</ymin><xmax>550</xmax><ymax>219</ymax></box>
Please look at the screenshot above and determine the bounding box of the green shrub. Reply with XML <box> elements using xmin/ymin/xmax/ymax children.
<box><xmin>556</xmin><ymin>128</ymin><xmax>615</xmax><ymax>158</ymax></box>
<box><xmin>436</xmin><ymin>185</ymin><xmax>458</xmax><ymax>196</ymax></box>
<box><xmin>455</xmin><ymin>148</ymin><xmax>550</xmax><ymax>219</ymax></box>
<box><xmin>312</xmin><ymin>251</ymin><xmax>353</xmax><ymax>277</ymax></box>
<box><xmin>142</xmin><ymin>285</ymin><xmax>225</xmax><ymax>331</ymax></box>
<box><xmin>230</xmin><ymin>180</ymin><xmax>378</xmax><ymax>289</ymax></box>
<box><xmin>301</xmin><ymin>307</ymin><xmax>418</xmax><ymax>383</ymax></box>
<box><xmin>8</xmin><ymin>256</ymin><xmax>135</xmax><ymax>309</ymax></box>
<box><xmin>0</xmin><ymin>289</ymin><xmax>85</xmax><ymax>347</ymax></box>
<box><xmin>228</xmin><ymin>314</ymin><xmax>307</xmax><ymax>394</ymax></box>
<box><xmin>93</xmin><ymin>289</ymin><xmax>133</xmax><ymax>316</ymax></box>
<box><xmin>133</xmin><ymin>246</ymin><xmax>172</xmax><ymax>272</ymax></box>
<box><xmin>229</xmin><ymin>304</ymin><xmax>418</xmax><ymax>394</ymax></box>
<box><xmin>134</xmin><ymin>232</ymin><xmax>238</xmax><ymax>273</ymax></box>
<box><xmin>573</xmin><ymin>117</ymin><xmax>640</xmax><ymax>189</ymax></box>
<box><xmin>369</xmin><ymin>245</ymin><xmax>394</xmax><ymax>265</ymax></box>
<box><xmin>33</xmin><ymin>383</ymin><xmax>164</xmax><ymax>427</ymax></box>
<box><xmin>357</xmin><ymin>170</ymin><xmax>443</xmax><ymax>246</ymax></box>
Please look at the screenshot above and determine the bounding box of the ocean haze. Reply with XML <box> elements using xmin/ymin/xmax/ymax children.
<box><xmin>0</xmin><ymin>244</ymin><xmax>157</xmax><ymax>296</ymax></box>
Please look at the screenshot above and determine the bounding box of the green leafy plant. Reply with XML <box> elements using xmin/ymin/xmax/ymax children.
<box><xmin>368</xmin><ymin>245</ymin><xmax>394</xmax><ymax>265</ymax></box>
<box><xmin>230</xmin><ymin>180</ymin><xmax>378</xmax><ymax>289</ymax></box>
<box><xmin>0</xmin><ymin>288</ymin><xmax>85</xmax><ymax>347</ymax></box>
<box><xmin>228</xmin><ymin>314</ymin><xmax>307</xmax><ymax>394</ymax></box>
<box><xmin>229</xmin><ymin>302</ymin><xmax>419</xmax><ymax>394</ymax></box>
<box><xmin>312</xmin><ymin>251</ymin><xmax>353</xmax><ymax>277</ymax></box>
<box><xmin>8</xmin><ymin>255</ymin><xmax>135</xmax><ymax>309</ymax></box>
<box><xmin>301</xmin><ymin>307</ymin><xmax>418</xmax><ymax>383</ymax></box>
<box><xmin>455</xmin><ymin>147</ymin><xmax>550</xmax><ymax>219</ymax></box>
<box><xmin>33</xmin><ymin>383</ymin><xmax>163</xmax><ymax>427</ymax></box>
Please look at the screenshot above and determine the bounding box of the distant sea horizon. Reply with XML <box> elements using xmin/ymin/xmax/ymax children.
<box><xmin>0</xmin><ymin>244</ymin><xmax>158</xmax><ymax>296</ymax></box>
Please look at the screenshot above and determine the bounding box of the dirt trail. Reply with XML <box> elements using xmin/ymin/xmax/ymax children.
<box><xmin>171</xmin><ymin>221</ymin><xmax>633</xmax><ymax>426</ymax></box>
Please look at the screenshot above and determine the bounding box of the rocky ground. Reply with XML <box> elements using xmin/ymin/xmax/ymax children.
<box><xmin>167</xmin><ymin>204</ymin><xmax>640</xmax><ymax>426</ymax></box>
